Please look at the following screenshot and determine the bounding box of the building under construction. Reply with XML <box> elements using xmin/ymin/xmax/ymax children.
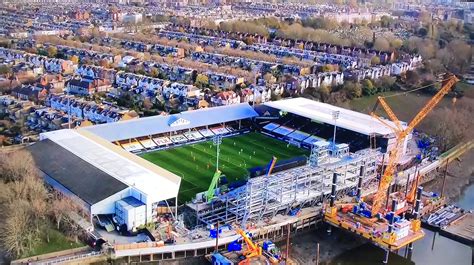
<box><xmin>183</xmin><ymin>97</ymin><xmax>405</xmax><ymax>228</ymax></box>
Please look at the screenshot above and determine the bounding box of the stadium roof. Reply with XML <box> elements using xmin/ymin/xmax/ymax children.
<box><xmin>28</xmin><ymin>139</ymin><xmax>128</xmax><ymax>205</ymax></box>
<box><xmin>265</xmin><ymin>98</ymin><xmax>403</xmax><ymax>136</ymax></box>
<box><xmin>80</xmin><ymin>103</ymin><xmax>258</xmax><ymax>142</ymax></box>
<box><xmin>39</xmin><ymin>129</ymin><xmax>181</xmax><ymax>204</ymax></box>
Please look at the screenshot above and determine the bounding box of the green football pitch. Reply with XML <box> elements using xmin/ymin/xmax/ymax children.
<box><xmin>140</xmin><ymin>132</ymin><xmax>309</xmax><ymax>203</ymax></box>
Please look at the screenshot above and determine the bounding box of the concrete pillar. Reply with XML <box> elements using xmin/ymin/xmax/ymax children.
<box><xmin>356</xmin><ymin>165</ymin><xmax>364</xmax><ymax>200</ymax></box>
<box><xmin>382</xmin><ymin>249</ymin><xmax>389</xmax><ymax>264</ymax></box>
<box><xmin>330</xmin><ymin>173</ymin><xmax>338</xmax><ymax>207</ymax></box>
<box><xmin>388</xmin><ymin>200</ymin><xmax>396</xmax><ymax>233</ymax></box>
<box><xmin>413</xmin><ymin>186</ymin><xmax>423</xmax><ymax>219</ymax></box>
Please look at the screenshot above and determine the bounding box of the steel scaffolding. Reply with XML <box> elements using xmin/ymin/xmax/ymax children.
<box><xmin>192</xmin><ymin>148</ymin><xmax>380</xmax><ymax>227</ymax></box>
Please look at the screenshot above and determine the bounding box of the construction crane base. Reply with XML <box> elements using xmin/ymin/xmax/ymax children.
<box><xmin>325</xmin><ymin>210</ymin><xmax>424</xmax><ymax>250</ymax></box>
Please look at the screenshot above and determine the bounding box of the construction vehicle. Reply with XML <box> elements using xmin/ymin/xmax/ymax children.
<box><xmin>325</xmin><ymin>74</ymin><xmax>459</xmax><ymax>253</ymax></box>
<box><xmin>208</xmin><ymin>228</ymin><xmax>275</xmax><ymax>265</ymax></box>
<box><xmin>236</xmin><ymin>228</ymin><xmax>263</xmax><ymax>262</ymax></box>
<box><xmin>262</xmin><ymin>241</ymin><xmax>282</xmax><ymax>262</ymax></box>
<box><xmin>206</xmin><ymin>170</ymin><xmax>223</xmax><ymax>202</ymax></box>
<box><xmin>265</xmin><ymin>156</ymin><xmax>277</xmax><ymax>176</ymax></box>
<box><xmin>369</xmin><ymin>74</ymin><xmax>458</xmax><ymax>216</ymax></box>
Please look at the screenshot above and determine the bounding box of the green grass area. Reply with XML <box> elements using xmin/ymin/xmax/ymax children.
<box><xmin>348</xmin><ymin>91</ymin><xmax>456</xmax><ymax>131</ymax></box>
<box><xmin>348</xmin><ymin>82</ymin><xmax>474</xmax><ymax>122</ymax></box>
<box><xmin>141</xmin><ymin>132</ymin><xmax>308</xmax><ymax>203</ymax></box>
<box><xmin>21</xmin><ymin>228</ymin><xmax>85</xmax><ymax>259</ymax></box>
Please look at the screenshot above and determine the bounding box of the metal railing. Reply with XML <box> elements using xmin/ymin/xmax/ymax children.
<box><xmin>39</xmin><ymin>251</ymin><xmax>104</xmax><ymax>265</ymax></box>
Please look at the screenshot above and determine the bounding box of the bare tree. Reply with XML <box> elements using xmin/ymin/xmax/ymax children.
<box><xmin>50</xmin><ymin>192</ymin><xmax>76</xmax><ymax>231</ymax></box>
<box><xmin>0</xmin><ymin>201</ymin><xmax>34</xmax><ymax>258</ymax></box>
<box><xmin>424</xmin><ymin>97</ymin><xmax>474</xmax><ymax>151</ymax></box>
<box><xmin>0</xmin><ymin>150</ymin><xmax>37</xmax><ymax>183</ymax></box>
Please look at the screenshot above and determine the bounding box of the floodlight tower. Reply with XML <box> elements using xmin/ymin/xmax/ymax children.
<box><xmin>332</xmin><ymin>110</ymin><xmax>340</xmax><ymax>149</ymax></box>
<box><xmin>213</xmin><ymin>135</ymin><xmax>223</xmax><ymax>171</ymax></box>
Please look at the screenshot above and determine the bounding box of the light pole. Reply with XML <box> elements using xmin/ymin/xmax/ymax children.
<box><xmin>332</xmin><ymin>110</ymin><xmax>340</xmax><ymax>149</ymax></box>
<box><xmin>213</xmin><ymin>135</ymin><xmax>222</xmax><ymax>171</ymax></box>
<box><xmin>67</xmin><ymin>85</ymin><xmax>71</xmax><ymax>129</ymax></box>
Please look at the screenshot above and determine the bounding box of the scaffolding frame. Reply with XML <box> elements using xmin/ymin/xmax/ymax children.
<box><xmin>194</xmin><ymin>148</ymin><xmax>380</xmax><ymax>227</ymax></box>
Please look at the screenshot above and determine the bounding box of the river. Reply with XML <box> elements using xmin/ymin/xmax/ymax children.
<box><xmin>159</xmin><ymin>184</ymin><xmax>474</xmax><ymax>265</ymax></box>
<box><xmin>329</xmin><ymin>183</ymin><xmax>474</xmax><ymax>265</ymax></box>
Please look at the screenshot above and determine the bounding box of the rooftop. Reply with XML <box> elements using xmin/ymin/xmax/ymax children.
<box><xmin>39</xmin><ymin>129</ymin><xmax>181</xmax><ymax>204</ymax></box>
<box><xmin>80</xmin><ymin>103</ymin><xmax>258</xmax><ymax>142</ymax></box>
<box><xmin>28</xmin><ymin>138</ymin><xmax>128</xmax><ymax>205</ymax></box>
<box><xmin>264</xmin><ymin>98</ymin><xmax>402</xmax><ymax>136</ymax></box>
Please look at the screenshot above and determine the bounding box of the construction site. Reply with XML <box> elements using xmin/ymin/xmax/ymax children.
<box><xmin>22</xmin><ymin>74</ymin><xmax>474</xmax><ymax>265</ymax></box>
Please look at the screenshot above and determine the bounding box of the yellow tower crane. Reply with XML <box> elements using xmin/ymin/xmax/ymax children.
<box><xmin>369</xmin><ymin>74</ymin><xmax>459</xmax><ymax>216</ymax></box>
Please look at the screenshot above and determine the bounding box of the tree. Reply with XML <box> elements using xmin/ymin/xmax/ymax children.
<box><xmin>362</xmin><ymin>79</ymin><xmax>376</xmax><ymax>95</ymax></box>
<box><xmin>0</xmin><ymin>151</ymin><xmax>49</xmax><ymax>258</ymax></box>
<box><xmin>390</xmin><ymin>38</ymin><xmax>403</xmax><ymax>49</ymax></box>
<box><xmin>0</xmin><ymin>150</ymin><xmax>37</xmax><ymax>183</ymax></box>
<box><xmin>320</xmin><ymin>64</ymin><xmax>330</xmax><ymax>72</ymax></box>
<box><xmin>0</xmin><ymin>65</ymin><xmax>11</xmax><ymax>75</ymax></box>
<box><xmin>370</xmin><ymin>56</ymin><xmax>381</xmax><ymax>65</ymax></box>
<box><xmin>425</xmin><ymin>99</ymin><xmax>474</xmax><ymax>151</ymax></box>
<box><xmin>376</xmin><ymin>76</ymin><xmax>396</xmax><ymax>92</ymax></box>
<box><xmin>70</xmin><ymin>55</ymin><xmax>79</xmax><ymax>64</ymax></box>
<box><xmin>405</xmin><ymin>70</ymin><xmax>420</xmax><ymax>86</ymax></box>
<box><xmin>427</xmin><ymin>23</ymin><xmax>438</xmax><ymax>39</ymax></box>
<box><xmin>318</xmin><ymin>85</ymin><xmax>331</xmax><ymax>101</ymax></box>
<box><xmin>418</xmin><ymin>27</ymin><xmax>428</xmax><ymax>37</ymax></box>
<box><xmin>373</xmin><ymin>38</ymin><xmax>390</xmax><ymax>51</ymax></box>
<box><xmin>348</xmin><ymin>0</ymin><xmax>358</xmax><ymax>8</ymax></box>
<box><xmin>418</xmin><ymin>40</ymin><xmax>436</xmax><ymax>59</ymax></box>
<box><xmin>380</xmin><ymin>15</ymin><xmax>393</xmax><ymax>28</ymax></box>
<box><xmin>343</xmin><ymin>81</ymin><xmax>362</xmax><ymax>99</ymax></box>
<box><xmin>50</xmin><ymin>192</ymin><xmax>75</xmax><ymax>230</ymax></box>
<box><xmin>300</xmin><ymin>67</ymin><xmax>311</xmax><ymax>76</ymax></box>
<box><xmin>47</xmin><ymin>46</ymin><xmax>58</xmax><ymax>58</ymax></box>
<box><xmin>194</xmin><ymin>74</ymin><xmax>209</xmax><ymax>89</ymax></box>
<box><xmin>150</xmin><ymin>67</ymin><xmax>159</xmax><ymax>78</ymax></box>
<box><xmin>263</xmin><ymin>73</ymin><xmax>276</xmax><ymax>85</ymax></box>
<box><xmin>438</xmin><ymin>40</ymin><xmax>473</xmax><ymax>74</ymax></box>
<box><xmin>143</xmin><ymin>98</ymin><xmax>153</xmax><ymax>110</ymax></box>
<box><xmin>1</xmin><ymin>200</ymin><xmax>35</xmax><ymax>258</ymax></box>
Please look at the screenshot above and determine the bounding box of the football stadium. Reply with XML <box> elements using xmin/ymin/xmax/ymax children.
<box><xmin>28</xmin><ymin>98</ymin><xmax>405</xmax><ymax>234</ymax></box>
<box><xmin>141</xmin><ymin>132</ymin><xmax>308</xmax><ymax>203</ymax></box>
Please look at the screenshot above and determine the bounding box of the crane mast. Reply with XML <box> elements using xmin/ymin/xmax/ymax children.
<box><xmin>370</xmin><ymin>74</ymin><xmax>459</xmax><ymax>216</ymax></box>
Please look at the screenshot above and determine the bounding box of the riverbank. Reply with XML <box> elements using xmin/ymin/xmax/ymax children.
<box><xmin>286</xmin><ymin>149</ymin><xmax>474</xmax><ymax>265</ymax></box>
<box><xmin>424</xmin><ymin>149</ymin><xmax>474</xmax><ymax>204</ymax></box>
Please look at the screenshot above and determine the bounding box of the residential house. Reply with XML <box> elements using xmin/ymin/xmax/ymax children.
<box><xmin>211</xmin><ymin>90</ymin><xmax>241</xmax><ymax>106</ymax></box>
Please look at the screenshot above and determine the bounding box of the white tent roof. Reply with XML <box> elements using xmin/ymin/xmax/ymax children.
<box><xmin>40</xmin><ymin>129</ymin><xmax>181</xmax><ymax>203</ymax></box>
<box><xmin>265</xmin><ymin>98</ymin><xmax>402</xmax><ymax>137</ymax></box>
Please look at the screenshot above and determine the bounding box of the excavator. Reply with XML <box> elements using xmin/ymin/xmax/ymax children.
<box><xmin>236</xmin><ymin>228</ymin><xmax>263</xmax><ymax>264</ymax></box>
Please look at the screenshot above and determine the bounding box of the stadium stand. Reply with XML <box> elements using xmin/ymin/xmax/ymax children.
<box><xmin>272</xmin><ymin>125</ymin><xmax>294</xmax><ymax>136</ymax></box>
<box><xmin>82</xmin><ymin>103</ymin><xmax>258</xmax><ymax>142</ymax></box>
<box><xmin>139</xmin><ymin>137</ymin><xmax>157</xmax><ymax>149</ymax></box>
<box><xmin>263</xmin><ymin>122</ymin><xmax>280</xmax><ymax>131</ymax></box>
<box><xmin>211</xmin><ymin>126</ymin><xmax>229</xmax><ymax>135</ymax></box>
<box><xmin>153</xmin><ymin>136</ymin><xmax>172</xmax><ymax>146</ymax></box>
<box><xmin>287</xmin><ymin>130</ymin><xmax>310</xmax><ymax>142</ymax></box>
<box><xmin>79</xmin><ymin>103</ymin><xmax>258</xmax><ymax>153</ymax></box>
<box><xmin>184</xmin><ymin>130</ymin><xmax>204</xmax><ymax>141</ymax></box>
<box><xmin>264</xmin><ymin>98</ymin><xmax>396</xmax><ymax>153</ymax></box>
<box><xmin>303</xmin><ymin>135</ymin><xmax>324</xmax><ymax>146</ymax></box>
<box><xmin>199</xmin><ymin>128</ymin><xmax>215</xmax><ymax>137</ymax></box>
<box><xmin>170</xmin><ymin>134</ymin><xmax>188</xmax><ymax>143</ymax></box>
<box><xmin>120</xmin><ymin>140</ymin><xmax>144</xmax><ymax>153</ymax></box>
